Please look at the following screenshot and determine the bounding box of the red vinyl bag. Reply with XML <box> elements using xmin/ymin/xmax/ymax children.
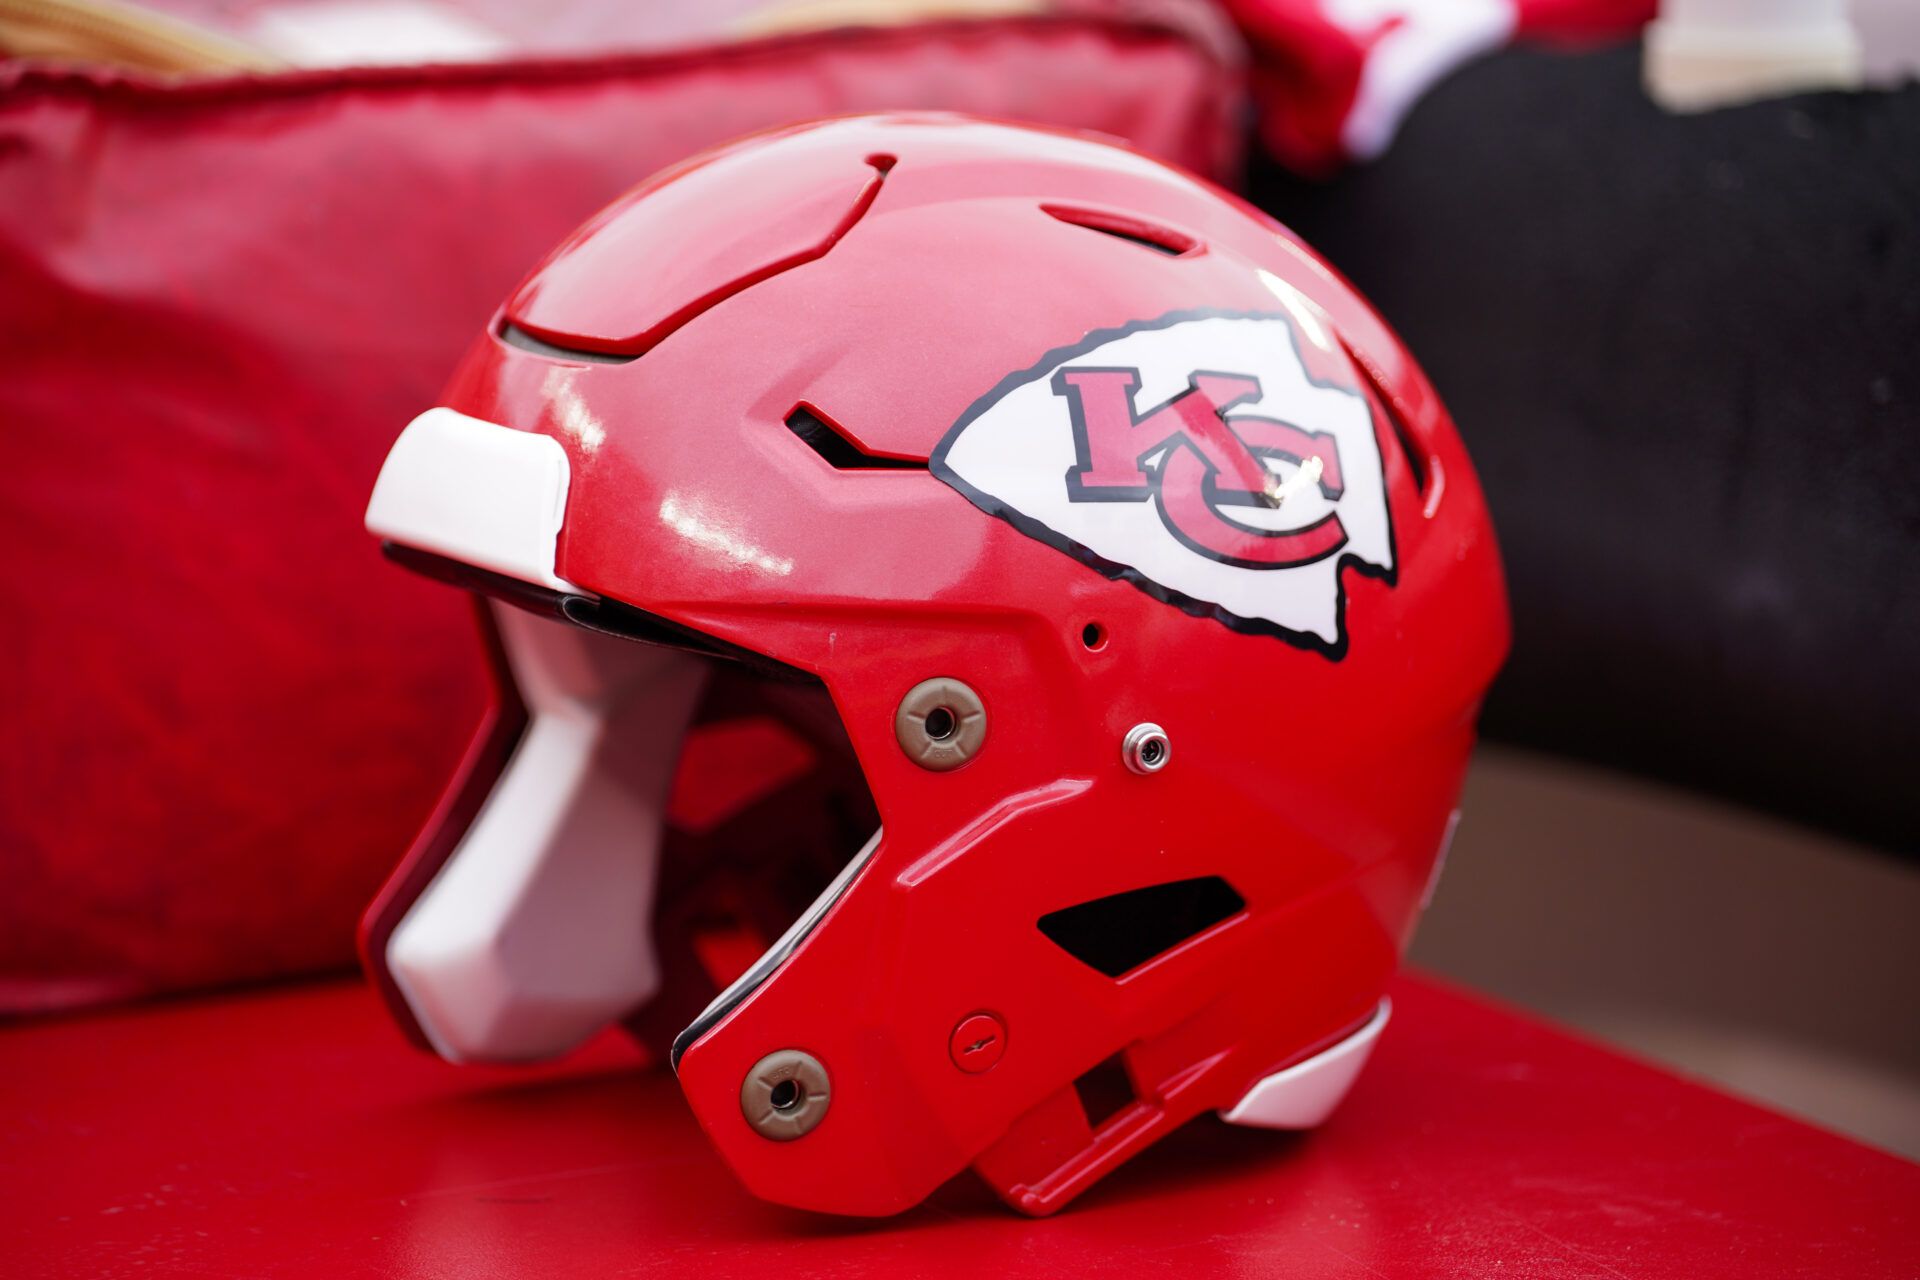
<box><xmin>0</xmin><ymin>6</ymin><xmax>1243</xmax><ymax>1014</ymax></box>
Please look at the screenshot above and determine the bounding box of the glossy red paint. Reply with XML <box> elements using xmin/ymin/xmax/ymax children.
<box><xmin>369</xmin><ymin>116</ymin><xmax>1508</xmax><ymax>1216</ymax></box>
<box><xmin>2</xmin><ymin>975</ymin><xmax>1914</xmax><ymax>1278</ymax></box>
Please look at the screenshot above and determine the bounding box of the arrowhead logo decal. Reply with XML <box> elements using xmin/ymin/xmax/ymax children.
<box><xmin>930</xmin><ymin>309</ymin><xmax>1396</xmax><ymax>658</ymax></box>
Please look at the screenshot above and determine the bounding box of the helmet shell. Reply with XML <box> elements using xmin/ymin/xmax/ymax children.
<box><xmin>374</xmin><ymin>113</ymin><xmax>1508</xmax><ymax>1216</ymax></box>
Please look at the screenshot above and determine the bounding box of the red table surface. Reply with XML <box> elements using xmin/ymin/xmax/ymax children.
<box><xmin>2</xmin><ymin>973</ymin><xmax>1913</xmax><ymax>1278</ymax></box>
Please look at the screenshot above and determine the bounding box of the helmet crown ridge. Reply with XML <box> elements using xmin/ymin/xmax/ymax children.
<box><xmin>507</xmin><ymin>127</ymin><xmax>892</xmax><ymax>358</ymax></box>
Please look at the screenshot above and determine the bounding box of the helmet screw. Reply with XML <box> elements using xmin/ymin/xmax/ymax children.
<box><xmin>949</xmin><ymin>1012</ymin><xmax>1008</xmax><ymax>1074</ymax></box>
<box><xmin>895</xmin><ymin>677</ymin><xmax>988</xmax><ymax>771</ymax></box>
<box><xmin>740</xmin><ymin>1049</ymin><xmax>831</xmax><ymax>1140</ymax></box>
<box><xmin>1122</xmin><ymin>723</ymin><xmax>1170</xmax><ymax>775</ymax></box>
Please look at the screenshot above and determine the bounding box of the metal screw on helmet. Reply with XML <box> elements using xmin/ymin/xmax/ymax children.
<box><xmin>895</xmin><ymin>677</ymin><xmax>987</xmax><ymax>771</ymax></box>
<box><xmin>740</xmin><ymin>1049</ymin><xmax>831</xmax><ymax>1141</ymax></box>
<box><xmin>1122</xmin><ymin>723</ymin><xmax>1170</xmax><ymax>775</ymax></box>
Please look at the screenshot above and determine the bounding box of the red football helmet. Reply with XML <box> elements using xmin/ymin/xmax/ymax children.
<box><xmin>360</xmin><ymin>114</ymin><xmax>1507</xmax><ymax>1217</ymax></box>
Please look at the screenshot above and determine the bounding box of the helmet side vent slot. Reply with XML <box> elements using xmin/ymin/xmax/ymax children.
<box><xmin>1037</xmin><ymin>876</ymin><xmax>1246</xmax><ymax>979</ymax></box>
<box><xmin>1041</xmin><ymin>204</ymin><xmax>1199</xmax><ymax>258</ymax></box>
<box><xmin>498</xmin><ymin>322</ymin><xmax>638</xmax><ymax>365</ymax></box>
<box><xmin>1073</xmin><ymin>1053</ymin><xmax>1138</xmax><ymax>1130</ymax></box>
<box><xmin>1342</xmin><ymin>338</ymin><xmax>1433</xmax><ymax>498</ymax></box>
<box><xmin>1373</xmin><ymin>385</ymin><xmax>1429</xmax><ymax>495</ymax></box>
<box><xmin>784</xmin><ymin>405</ymin><xmax>927</xmax><ymax>470</ymax></box>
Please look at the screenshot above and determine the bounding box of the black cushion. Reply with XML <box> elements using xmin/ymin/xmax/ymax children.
<box><xmin>1252</xmin><ymin>45</ymin><xmax>1920</xmax><ymax>854</ymax></box>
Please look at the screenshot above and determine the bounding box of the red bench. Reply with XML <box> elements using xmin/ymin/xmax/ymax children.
<box><xmin>6</xmin><ymin>971</ymin><xmax>1912</xmax><ymax>1277</ymax></box>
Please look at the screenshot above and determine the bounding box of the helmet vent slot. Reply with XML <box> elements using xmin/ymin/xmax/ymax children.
<box><xmin>498</xmin><ymin>322</ymin><xmax>637</xmax><ymax>365</ymax></box>
<box><xmin>1342</xmin><ymin>339</ymin><xmax>1433</xmax><ymax>498</ymax></box>
<box><xmin>1073</xmin><ymin>1053</ymin><xmax>1137</xmax><ymax>1130</ymax></box>
<box><xmin>784</xmin><ymin>405</ymin><xmax>927</xmax><ymax>470</ymax></box>
<box><xmin>1037</xmin><ymin>876</ymin><xmax>1246</xmax><ymax>979</ymax></box>
<box><xmin>1042</xmin><ymin>204</ymin><xmax>1198</xmax><ymax>258</ymax></box>
<box><xmin>1373</xmin><ymin>383</ymin><xmax>1429</xmax><ymax>495</ymax></box>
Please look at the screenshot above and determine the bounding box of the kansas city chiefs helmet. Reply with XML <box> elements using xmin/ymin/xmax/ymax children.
<box><xmin>362</xmin><ymin>113</ymin><xmax>1508</xmax><ymax>1217</ymax></box>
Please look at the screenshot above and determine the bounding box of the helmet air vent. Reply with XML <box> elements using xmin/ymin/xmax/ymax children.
<box><xmin>498</xmin><ymin>322</ymin><xmax>637</xmax><ymax>365</ymax></box>
<box><xmin>1073</xmin><ymin>1053</ymin><xmax>1138</xmax><ymax>1129</ymax></box>
<box><xmin>1341</xmin><ymin>337</ymin><xmax>1435</xmax><ymax>501</ymax></box>
<box><xmin>1037</xmin><ymin>876</ymin><xmax>1246</xmax><ymax>979</ymax></box>
<box><xmin>784</xmin><ymin>405</ymin><xmax>927</xmax><ymax>471</ymax></box>
<box><xmin>1041</xmin><ymin>204</ymin><xmax>1199</xmax><ymax>258</ymax></box>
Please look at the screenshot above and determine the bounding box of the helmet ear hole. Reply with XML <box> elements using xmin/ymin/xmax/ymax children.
<box><xmin>1037</xmin><ymin>876</ymin><xmax>1245</xmax><ymax>978</ymax></box>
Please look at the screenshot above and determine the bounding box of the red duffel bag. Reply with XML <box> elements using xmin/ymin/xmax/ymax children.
<box><xmin>0</xmin><ymin>1</ymin><xmax>1244</xmax><ymax>1014</ymax></box>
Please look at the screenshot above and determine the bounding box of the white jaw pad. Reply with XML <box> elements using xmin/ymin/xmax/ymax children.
<box><xmin>366</xmin><ymin>407</ymin><xmax>579</xmax><ymax>593</ymax></box>
<box><xmin>387</xmin><ymin>603</ymin><xmax>708</xmax><ymax>1063</ymax></box>
<box><xmin>1219</xmin><ymin>1000</ymin><xmax>1391</xmax><ymax>1130</ymax></box>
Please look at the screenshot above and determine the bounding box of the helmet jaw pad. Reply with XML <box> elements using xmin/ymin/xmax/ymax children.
<box><xmin>385</xmin><ymin>603</ymin><xmax>706</xmax><ymax>1063</ymax></box>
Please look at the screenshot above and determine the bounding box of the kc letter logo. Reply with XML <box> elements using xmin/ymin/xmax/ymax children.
<box><xmin>931</xmin><ymin>310</ymin><xmax>1396</xmax><ymax>657</ymax></box>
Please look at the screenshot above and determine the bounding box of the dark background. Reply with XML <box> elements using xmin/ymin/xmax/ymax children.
<box><xmin>1253</xmin><ymin>46</ymin><xmax>1920</xmax><ymax>856</ymax></box>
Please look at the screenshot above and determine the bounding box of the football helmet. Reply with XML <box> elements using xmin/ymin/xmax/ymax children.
<box><xmin>361</xmin><ymin>114</ymin><xmax>1507</xmax><ymax>1216</ymax></box>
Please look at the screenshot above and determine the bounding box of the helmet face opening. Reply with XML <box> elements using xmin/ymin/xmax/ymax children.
<box><xmin>360</xmin><ymin>113</ymin><xmax>1508</xmax><ymax>1219</ymax></box>
<box><xmin>360</xmin><ymin>556</ymin><xmax>882</xmax><ymax>1069</ymax></box>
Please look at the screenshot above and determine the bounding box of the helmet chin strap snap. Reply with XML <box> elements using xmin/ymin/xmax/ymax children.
<box><xmin>741</xmin><ymin>1049</ymin><xmax>831</xmax><ymax>1140</ymax></box>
